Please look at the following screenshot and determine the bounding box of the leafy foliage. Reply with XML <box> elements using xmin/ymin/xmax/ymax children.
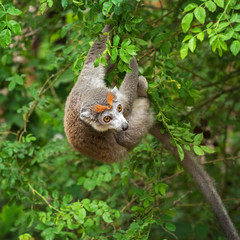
<box><xmin>0</xmin><ymin>0</ymin><xmax>240</xmax><ymax>239</ymax></box>
<box><xmin>181</xmin><ymin>0</ymin><xmax>240</xmax><ymax>58</ymax></box>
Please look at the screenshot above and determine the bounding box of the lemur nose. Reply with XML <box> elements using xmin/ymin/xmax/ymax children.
<box><xmin>122</xmin><ymin>123</ymin><xmax>128</xmax><ymax>131</ymax></box>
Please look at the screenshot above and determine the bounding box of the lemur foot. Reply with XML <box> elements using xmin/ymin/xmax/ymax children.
<box><xmin>137</xmin><ymin>76</ymin><xmax>148</xmax><ymax>97</ymax></box>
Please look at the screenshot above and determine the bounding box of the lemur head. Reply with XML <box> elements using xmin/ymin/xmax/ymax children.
<box><xmin>80</xmin><ymin>87</ymin><xmax>128</xmax><ymax>132</ymax></box>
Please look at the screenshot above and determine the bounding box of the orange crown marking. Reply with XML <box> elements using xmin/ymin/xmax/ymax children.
<box><xmin>93</xmin><ymin>93</ymin><xmax>114</xmax><ymax>113</ymax></box>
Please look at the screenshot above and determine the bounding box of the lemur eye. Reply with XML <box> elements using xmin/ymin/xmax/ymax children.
<box><xmin>103</xmin><ymin>116</ymin><xmax>111</xmax><ymax>122</ymax></box>
<box><xmin>117</xmin><ymin>104</ymin><xmax>122</xmax><ymax>112</ymax></box>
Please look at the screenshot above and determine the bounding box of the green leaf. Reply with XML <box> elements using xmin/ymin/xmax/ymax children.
<box><xmin>0</xmin><ymin>29</ymin><xmax>11</xmax><ymax>47</ymax></box>
<box><xmin>41</xmin><ymin>3</ymin><xmax>47</xmax><ymax>14</ymax></box>
<box><xmin>125</xmin><ymin>23</ymin><xmax>131</xmax><ymax>32</ymax></box>
<box><xmin>165</xmin><ymin>222</ymin><xmax>176</xmax><ymax>232</ymax></box>
<box><xmin>191</xmin><ymin>27</ymin><xmax>202</xmax><ymax>33</ymax></box>
<box><xmin>8</xmin><ymin>81</ymin><xmax>16</xmax><ymax>91</ymax></box>
<box><xmin>121</xmin><ymin>39</ymin><xmax>131</xmax><ymax>48</ymax></box>
<box><xmin>197</xmin><ymin>32</ymin><xmax>205</xmax><ymax>41</ymax></box>
<box><xmin>193</xmin><ymin>145</ymin><xmax>205</xmax><ymax>156</ymax></box>
<box><xmin>207</xmin><ymin>22</ymin><xmax>213</xmax><ymax>28</ymax></box>
<box><xmin>214</xmin><ymin>0</ymin><xmax>224</xmax><ymax>8</ymax></box>
<box><xmin>194</xmin><ymin>133</ymin><xmax>203</xmax><ymax>145</ymax></box>
<box><xmin>0</xmin><ymin>20</ymin><xmax>6</xmax><ymax>32</ymax></box>
<box><xmin>194</xmin><ymin>7</ymin><xmax>206</xmax><ymax>24</ymax></box>
<box><xmin>188</xmin><ymin>37</ymin><xmax>196</xmax><ymax>52</ymax></box>
<box><xmin>83</xmin><ymin>179</ymin><xmax>96</xmax><ymax>191</ymax></box>
<box><xmin>8</xmin><ymin>20</ymin><xmax>22</xmax><ymax>35</ymax></box>
<box><xmin>205</xmin><ymin>1</ymin><xmax>217</xmax><ymax>12</ymax></box>
<box><xmin>102</xmin><ymin>212</ymin><xmax>113</xmax><ymax>223</ymax></box>
<box><xmin>131</xmin><ymin>17</ymin><xmax>142</xmax><ymax>23</ymax></box>
<box><xmin>183</xmin><ymin>34</ymin><xmax>193</xmax><ymax>42</ymax></box>
<box><xmin>104</xmin><ymin>172</ymin><xmax>112</xmax><ymax>182</ymax></box>
<box><xmin>217</xmin><ymin>21</ymin><xmax>230</xmax><ymax>33</ymax></box>
<box><xmin>161</xmin><ymin>41</ymin><xmax>171</xmax><ymax>55</ymax></box>
<box><xmin>126</xmin><ymin>45</ymin><xmax>138</xmax><ymax>55</ymax></box>
<box><xmin>63</xmin><ymin>194</ymin><xmax>73</xmax><ymax>203</ymax></box>
<box><xmin>61</xmin><ymin>0</ymin><xmax>68</xmax><ymax>9</ymax></box>
<box><xmin>234</xmin><ymin>23</ymin><xmax>240</xmax><ymax>31</ymax></box>
<box><xmin>119</xmin><ymin>48</ymin><xmax>131</xmax><ymax>63</ymax></box>
<box><xmin>180</xmin><ymin>43</ymin><xmax>189</xmax><ymax>59</ymax></box>
<box><xmin>211</xmin><ymin>38</ymin><xmax>218</xmax><ymax>52</ymax></box>
<box><xmin>159</xmin><ymin>186</ymin><xmax>166</xmax><ymax>196</ymax></box>
<box><xmin>230</xmin><ymin>13</ymin><xmax>240</xmax><ymax>23</ymax></box>
<box><xmin>112</xmin><ymin>0</ymin><xmax>123</xmax><ymax>6</ymax></box>
<box><xmin>47</xmin><ymin>0</ymin><xmax>53</xmax><ymax>7</ymax></box>
<box><xmin>101</xmin><ymin>56</ymin><xmax>108</xmax><ymax>67</ymax></box>
<box><xmin>176</xmin><ymin>144</ymin><xmax>184</xmax><ymax>161</ymax></box>
<box><xmin>19</xmin><ymin>233</ymin><xmax>34</xmax><ymax>240</ymax></box>
<box><xmin>143</xmin><ymin>200</ymin><xmax>149</xmax><ymax>208</ymax></box>
<box><xmin>220</xmin><ymin>29</ymin><xmax>234</xmax><ymax>40</ymax></box>
<box><xmin>7</xmin><ymin>7</ymin><xmax>22</xmax><ymax>16</ymax></box>
<box><xmin>200</xmin><ymin>146</ymin><xmax>215</xmax><ymax>153</ymax></box>
<box><xmin>0</xmin><ymin>10</ymin><xmax>5</xmax><ymax>18</ymax></box>
<box><xmin>84</xmin><ymin>219</ymin><xmax>94</xmax><ymax>227</ymax></box>
<box><xmin>93</xmin><ymin>23</ymin><xmax>102</xmax><ymax>33</ymax></box>
<box><xmin>26</xmin><ymin>134</ymin><xmax>36</xmax><ymax>142</ymax></box>
<box><xmin>184</xmin><ymin>3</ymin><xmax>198</xmax><ymax>12</ymax></box>
<box><xmin>181</xmin><ymin>13</ymin><xmax>193</xmax><ymax>33</ymax></box>
<box><xmin>94</xmin><ymin>57</ymin><xmax>101</xmax><ymax>67</ymax></box>
<box><xmin>117</xmin><ymin>60</ymin><xmax>124</xmax><ymax>72</ymax></box>
<box><xmin>102</xmin><ymin>1</ymin><xmax>112</xmax><ymax>16</ymax></box>
<box><xmin>219</xmin><ymin>39</ymin><xmax>227</xmax><ymax>51</ymax></box>
<box><xmin>134</xmin><ymin>37</ymin><xmax>148</xmax><ymax>46</ymax></box>
<box><xmin>113</xmin><ymin>35</ymin><xmax>120</xmax><ymax>47</ymax></box>
<box><xmin>230</xmin><ymin>40</ymin><xmax>240</xmax><ymax>56</ymax></box>
<box><xmin>184</xmin><ymin>145</ymin><xmax>191</xmax><ymax>151</ymax></box>
<box><xmin>96</xmin><ymin>209</ymin><xmax>103</xmax><ymax>216</ymax></box>
<box><xmin>234</xmin><ymin>3</ymin><xmax>240</xmax><ymax>10</ymax></box>
<box><xmin>79</xmin><ymin>208</ymin><xmax>86</xmax><ymax>220</ymax></box>
<box><xmin>111</xmin><ymin>47</ymin><xmax>118</xmax><ymax>63</ymax></box>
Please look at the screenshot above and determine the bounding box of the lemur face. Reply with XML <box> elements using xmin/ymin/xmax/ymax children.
<box><xmin>80</xmin><ymin>90</ymin><xmax>128</xmax><ymax>132</ymax></box>
<box><xmin>96</xmin><ymin>101</ymin><xmax>128</xmax><ymax>132</ymax></box>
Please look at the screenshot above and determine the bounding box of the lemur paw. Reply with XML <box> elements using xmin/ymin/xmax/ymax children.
<box><xmin>137</xmin><ymin>76</ymin><xmax>148</xmax><ymax>97</ymax></box>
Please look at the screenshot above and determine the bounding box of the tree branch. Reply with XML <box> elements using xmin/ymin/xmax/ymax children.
<box><xmin>149</xmin><ymin>123</ymin><xmax>240</xmax><ymax>240</ymax></box>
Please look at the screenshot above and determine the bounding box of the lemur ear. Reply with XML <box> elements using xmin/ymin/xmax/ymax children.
<box><xmin>112</xmin><ymin>86</ymin><xmax>119</xmax><ymax>95</ymax></box>
<box><xmin>80</xmin><ymin>108</ymin><xmax>91</xmax><ymax>121</ymax></box>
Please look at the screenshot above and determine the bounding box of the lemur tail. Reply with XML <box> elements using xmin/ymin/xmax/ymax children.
<box><xmin>150</xmin><ymin>123</ymin><xmax>240</xmax><ymax>240</ymax></box>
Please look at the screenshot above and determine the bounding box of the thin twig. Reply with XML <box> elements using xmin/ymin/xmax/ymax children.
<box><xmin>202</xmin><ymin>156</ymin><xmax>240</xmax><ymax>165</ymax></box>
<box><xmin>160</xmin><ymin>170</ymin><xmax>184</xmax><ymax>182</ymax></box>
<box><xmin>120</xmin><ymin>196</ymin><xmax>138</xmax><ymax>213</ymax></box>
<box><xmin>161</xmin><ymin>224</ymin><xmax>178</xmax><ymax>240</ymax></box>
<box><xmin>176</xmin><ymin>198</ymin><xmax>240</xmax><ymax>207</ymax></box>
<box><xmin>173</xmin><ymin>190</ymin><xmax>193</xmax><ymax>206</ymax></box>
<box><xmin>28</xmin><ymin>182</ymin><xmax>65</xmax><ymax>214</ymax></box>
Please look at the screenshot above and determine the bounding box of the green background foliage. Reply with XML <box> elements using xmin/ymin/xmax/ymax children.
<box><xmin>0</xmin><ymin>0</ymin><xmax>239</xmax><ymax>239</ymax></box>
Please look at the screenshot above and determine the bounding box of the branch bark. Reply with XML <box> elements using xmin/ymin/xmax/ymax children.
<box><xmin>150</xmin><ymin>123</ymin><xmax>240</xmax><ymax>240</ymax></box>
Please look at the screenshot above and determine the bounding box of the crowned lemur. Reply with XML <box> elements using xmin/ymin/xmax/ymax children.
<box><xmin>64</xmin><ymin>25</ymin><xmax>153</xmax><ymax>162</ymax></box>
<box><xmin>64</xmin><ymin>25</ymin><xmax>240</xmax><ymax>239</ymax></box>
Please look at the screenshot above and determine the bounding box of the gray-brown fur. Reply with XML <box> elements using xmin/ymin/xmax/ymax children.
<box><xmin>64</xmin><ymin>26</ymin><xmax>153</xmax><ymax>162</ymax></box>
